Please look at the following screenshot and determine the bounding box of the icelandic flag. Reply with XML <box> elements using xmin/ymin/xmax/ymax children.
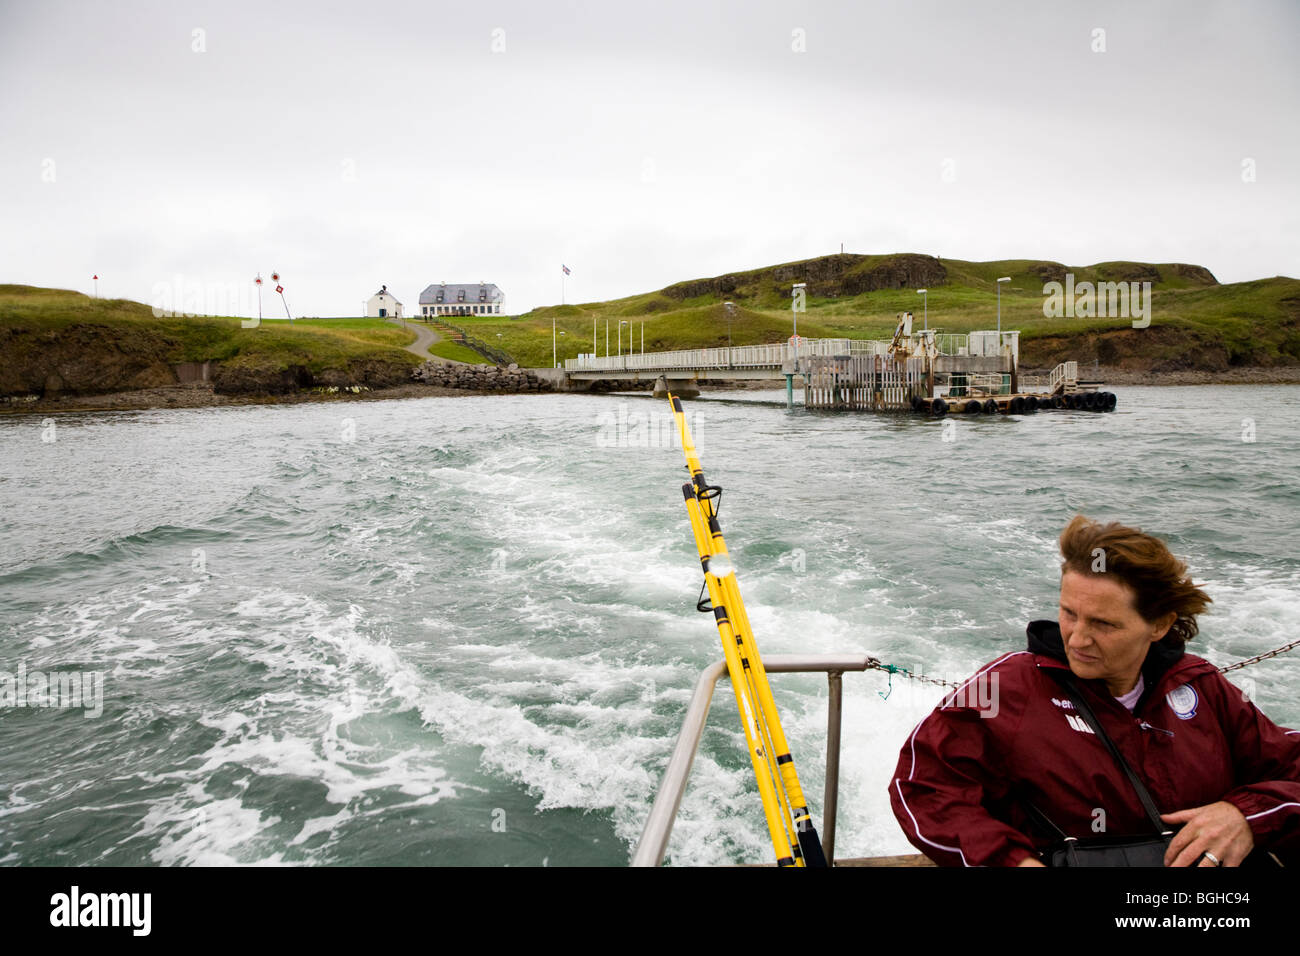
<box><xmin>562</xmin><ymin>264</ymin><xmax>571</xmax><ymax>275</ymax></box>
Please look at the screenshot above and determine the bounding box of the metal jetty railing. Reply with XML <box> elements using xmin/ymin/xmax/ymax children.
<box><xmin>565</xmin><ymin>338</ymin><xmax>857</xmax><ymax>373</ymax></box>
<box><xmin>1049</xmin><ymin>360</ymin><xmax>1078</xmax><ymax>394</ymax></box>
<box><xmin>564</xmin><ymin>332</ymin><xmax>1021</xmax><ymax>376</ymax></box>
<box><xmin>633</xmin><ymin>654</ymin><xmax>876</xmax><ymax>867</ymax></box>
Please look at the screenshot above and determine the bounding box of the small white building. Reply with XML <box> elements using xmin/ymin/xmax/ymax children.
<box><xmin>366</xmin><ymin>285</ymin><xmax>404</xmax><ymax>319</ymax></box>
<box><xmin>418</xmin><ymin>282</ymin><xmax>504</xmax><ymax>318</ymax></box>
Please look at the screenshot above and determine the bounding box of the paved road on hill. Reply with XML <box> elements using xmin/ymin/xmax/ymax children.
<box><xmin>387</xmin><ymin>316</ymin><xmax>443</xmax><ymax>361</ymax></box>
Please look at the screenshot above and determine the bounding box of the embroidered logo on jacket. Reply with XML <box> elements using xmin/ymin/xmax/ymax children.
<box><xmin>1166</xmin><ymin>684</ymin><xmax>1198</xmax><ymax>720</ymax></box>
<box><xmin>1064</xmin><ymin>713</ymin><xmax>1095</xmax><ymax>735</ymax></box>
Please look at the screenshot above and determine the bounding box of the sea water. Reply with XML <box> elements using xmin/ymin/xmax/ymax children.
<box><xmin>1</xmin><ymin>386</ymin><xmax>1297</xmax><ymax>865</ymax></box>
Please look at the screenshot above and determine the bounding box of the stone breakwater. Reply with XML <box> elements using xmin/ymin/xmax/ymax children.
<box><xmin>412</xmin><ymin>361</ymin><xmax>554</xmax><ymax>392</ymax></box>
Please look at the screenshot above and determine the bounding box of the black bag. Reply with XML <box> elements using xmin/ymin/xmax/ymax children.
<box><xmin>1047</xmin><ymin>835</ymin><xmax>1171</xmax><ymax>867</ymax></box>
<box><xmin>1023</xmin><ymin>803</ymin><xmax>1172</xmax><ymax>867</ymax></box>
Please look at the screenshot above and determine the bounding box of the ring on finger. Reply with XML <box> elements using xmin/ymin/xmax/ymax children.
<box><xmin>1203</xmin><ymin>851</ymin><xmax>1222</xmax><ymax>867</ymax></box>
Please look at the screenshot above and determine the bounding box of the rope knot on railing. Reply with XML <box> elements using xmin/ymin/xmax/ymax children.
<box><xmin>864</xmin><ymin>657</ymin><xmax>960</xmax><ymax>699</ymax></box>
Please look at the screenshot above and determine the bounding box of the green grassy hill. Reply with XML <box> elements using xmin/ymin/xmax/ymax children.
<box><xmin>455</xmin><ymin>254</ymin><xmax>1299</xmax><ymax>371</ymax></box>
<box><xmin>0</xmin><ymin>286</ymin><xmax>423</xmax><ymax>396</ymax></box>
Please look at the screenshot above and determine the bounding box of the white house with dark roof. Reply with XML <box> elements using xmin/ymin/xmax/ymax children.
<box><xmin>419</xmin><ymin>282</ymin><xmax>504</xmax><ymax>318</ymax></box>
<box><xmin>366</xmin><ymin>285</ymin><xmax>404</xmax><ymax>318</ymax></box>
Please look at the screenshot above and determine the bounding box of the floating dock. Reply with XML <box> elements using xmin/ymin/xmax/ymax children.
<box><xmin>563</xmin><ymin>312</ymin><xmax>1114</xmax><ymax>414</ymax></box>
<box><xmin>797</xmin><ymin>315</ymin><xmax>1115</xmax><ymax>414</ymax></box>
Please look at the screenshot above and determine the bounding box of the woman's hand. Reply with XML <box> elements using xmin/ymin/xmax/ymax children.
<box><xmin>1161</xmin><ymin>801</ymin><xmax>1254</xmax><ymax>867</ymax></box>
<box><xmin>1017</xmin><ymin>855</ymin><xmax>1046</xmax><ymax>867</ymax></box>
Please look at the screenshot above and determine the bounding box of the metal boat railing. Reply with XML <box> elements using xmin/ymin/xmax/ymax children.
<box><xmin>632</xmin><ymin>653</ymin><xmax>875</xmax><ymax>867</ymax></box>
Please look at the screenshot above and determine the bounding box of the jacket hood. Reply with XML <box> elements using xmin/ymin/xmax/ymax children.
<box><xmin>1025</xmin><ymin>619</ymin><xmax>1210</xmax><ymax>704</ymax></box>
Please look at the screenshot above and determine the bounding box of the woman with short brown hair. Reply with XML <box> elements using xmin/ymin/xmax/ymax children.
<box><xmin>890</xmin><ymin>515</ymin><xmax>1300</xmax><ymax>867</ymax></box>
<box><xmin>1057</xmin><ymin>514</ymin><xmax>1212</xmax><ymax>652</ymax></box>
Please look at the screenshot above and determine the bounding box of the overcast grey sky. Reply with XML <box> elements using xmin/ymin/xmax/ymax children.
<box><xmin>2</xmin><ymin>0</ymin><xmax>1296</xmax><ymax>317</ymax></box>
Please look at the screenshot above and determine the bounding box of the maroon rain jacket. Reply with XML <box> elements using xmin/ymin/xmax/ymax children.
<box><xmin>890</xmin><ymin>620</ymin><xmax>1300</xmax><ymax>867</ymax></box>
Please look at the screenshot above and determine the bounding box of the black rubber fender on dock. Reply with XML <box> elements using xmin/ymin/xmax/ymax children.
<box><xmin>911</xmin><ymin>395</ymin><xmax>922</xmax><ymax>412</ymax></box>
<box><xmin>931</xmin><ymin>398</ymin><xmax>948</xmax><ymax>417</ymax></box>
<box><xmin>1009</xmin><ymin>396</ymin><xmax>1025</xmax><ymax>414</ymax></box>
<box><xmin>965</xmin><ymin>400</ymin><xmax>982</xmax><ymax>414</ymax></box>
<box><xmin>983</xmin><ymin>399</ymin><xmax>999</xmax><ymax>414</ymax></box>
<box><xmin>1105</xmin><ymin>392</ymin><xmax>1118</xmax><ymax>411</ymax></box>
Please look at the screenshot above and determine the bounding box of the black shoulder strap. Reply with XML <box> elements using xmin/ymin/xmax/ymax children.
<box><xmin>1052</xmin><ymin>669</ymin><xmax>1170</xmax><ymax>837</ymax></box>
<box><xmin>1020</xmin><ymin>798</ymin><xmax>1069</xmax><ymax>840</ymax></box>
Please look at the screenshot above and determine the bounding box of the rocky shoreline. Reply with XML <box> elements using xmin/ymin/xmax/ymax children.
<box><xmin>3</xmin><ymin>364</ymin><xmax>1297</xmax><ymax>416</ymax></box>
<box><xmin>410</xmin><ymin>361</ymin><xmax>553</xmax><ymax>391</ymax></box>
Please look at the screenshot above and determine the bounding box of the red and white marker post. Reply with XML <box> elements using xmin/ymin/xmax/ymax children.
<box><xmin>271</xmin><ymin>272</ymin><xmax>292</xmax><ymax>321</ymax></box>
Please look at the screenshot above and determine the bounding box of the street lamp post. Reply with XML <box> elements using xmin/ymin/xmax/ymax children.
<box><xmin>996</xmin><ymin>276</ymin><xmax>1011</xmax><ymax>340</ymax></box>
<box><xmin>917</xmin><ymin>289</ymin><xmax>927</xmax><ymax>331</ymax></box>
<box><xmin>791</xmin><ymin>283</ymin><xmax>804</xmax><ymax>339</ymax></box>
<box><xmin>996</xmin><ymin>276</ymin><xmax>1012</xmax><ymax>392</ymax></box>
<box><xmin>724</xmin><ymin>301</ymin><xmax>734</xmax><ymax>367</ymax></box>
<box><xmin>791</xmin><ymin>282</ymin><xmax>805</xmax><ymax>360</ymax></box>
